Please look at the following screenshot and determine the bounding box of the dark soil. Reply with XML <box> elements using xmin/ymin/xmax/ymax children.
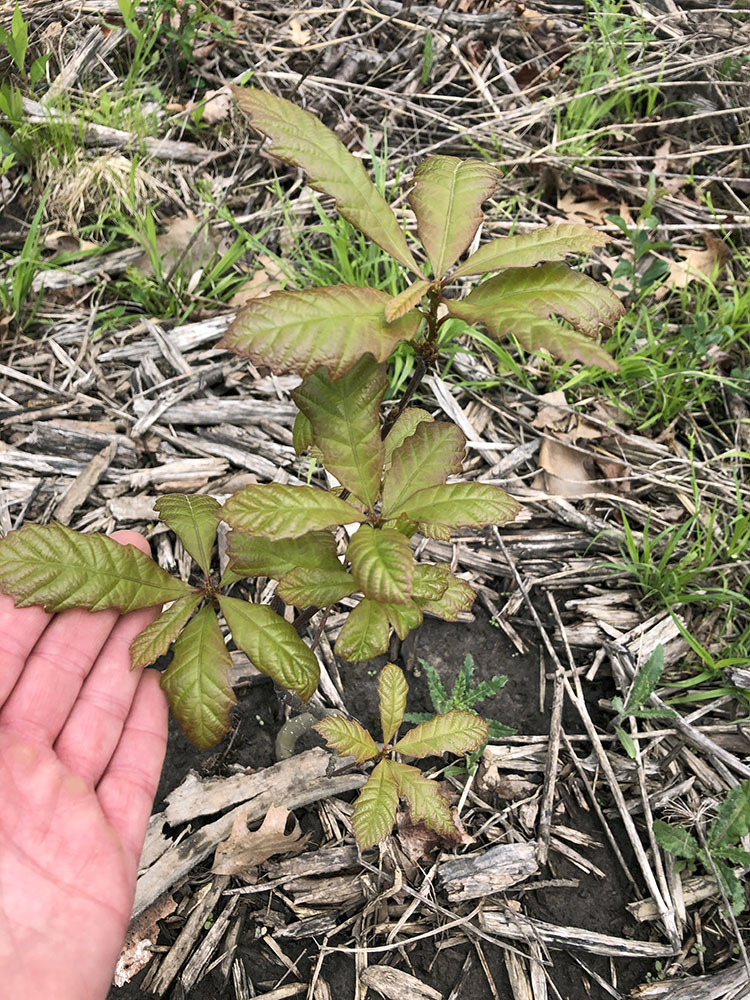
<box><xmin>110</xmin><ymin>610</ymin><xmax>653</xmax><ymax>1000</ymax></box>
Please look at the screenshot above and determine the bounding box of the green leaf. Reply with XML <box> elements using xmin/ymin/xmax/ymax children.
<box><xmin>226</xmin><ymin>529</ymin><xmax>342</xmax><ymax>580</ymax></box>
<box><xmin>219</xmin><ymin>595</ymin><xmax>319</xmax><ymax>701</ymax></box>
<box><xmin>392</xmin><ymin>482</ymin><xmax>520</xmax><ymax>534</ymax></box>
<box><xmin>712</xmin><ymin>859</ymin><xmax>747</xmax><ymax>916</ymax></box>
<box><xmin>232</xmin><ymin>87</ymin><xmax>420</xmax><ymax>274</ymax></box>
<box><xmin>352</xmin><ymin>760</ymin><xmax>399</xmax><ymax>848</ymax></box>
<box><xmin>334</xmin><ymin>598</ymin><xmax>390</xmax><ymax>661</ymax></box>
<box><xmin>381</xmin><ymin>421</ymin><xmax>465</xmax><ymax>518</ymax></box>
<box><xmin>629</xmin><ymin>706</ymin><xmax>677</xmax><ymax>719</ymax></box>
<box><xmin>624</xmin><ymin>645</ymin><xmax>665</xmax><ymax>713</ymax></box>
<box><xmin>451</xmin><ymin>223</ymin><xmax>610</xmax><ymax>279</ymax></box>
<box><xmin>388</xmin><ymin>759</ymin><xmax>455</xmax><ymax>837</ymax></box>
<box><xmin>154</xmin><ymin>494</ymin><xmax>221</xmax><ymax>575</ymax></box>
<box><xmin>421</xmin><ymin>659</ymin><xmax>451</xmax><ymax>714</ymax></box>
<box><xmin>615</xmin><ymin>725</ymin><xmax>637</xmax><ymax>759</ymax></box>
<box><xmin>347</xmin><ymin>525</ymin><xmax>414</xmax><ymax>604</ymax></box>
<box><xmin>393</xmin><ymin>709</ymin><xmax>488</xmax><ymax>758</ymax></box>
<box><xmin>378</xmin><ymin>662</ymin><xmax>409</xmax><ymax>743</ymax></box>
<box><xmin>160</xmin><ymin>606</ymin><xmax>236</xmax><ymax>750</ymax></box>
<box><xmin>445</xmin><ymin>306</ymin><xmax>619</xmax><ymax>372</ymax></box>
<box><xmin>313</xmin><ymin>714</ymin><xmax>379</xmax><ymax>763</ymax></box>
<box><xmin>412</xmin><ymin>563</ymin><xmax>450</xmax><ymax>601</ymax></box>
<box><xmin>384</xmin><ymin>407</ymin><xmax>434</xmax><ymax>467</ymax></box>
<box><xmin>129</xmin><ymin>593</ymin><xmax>203</xmax><ymax>669</ymax></box>
<box><xmin>409</xmin><ymin>156</ymin><xmax>497</xmax><ymax>279</ymax></box>
<box><xmin>293</xmin><ymin>411</ymin><xmax>313</xmax><ymax>455</ymax></box>
<box><xmin>708</xmin><ymin>781</ymin><xmax>750</xmax><ymax>848</ymax></box>
<box><xmin>711</xmin><ymin>846</ymin><xmax>750</xmax><ymax>865</ymax></box>
<box><xmin>293</xmin><ymin>355</ymin><xmax>387</xmax><ymax>508</ymax></box>
<box><xmin>222</xmin><ymin>484</ymin><xmax>364</xmax><ymax>540</ymax></box>
<box><xmin>0</xmin><ymin>522</ymin><xmax>195</xmax><ymax>613</ymax></box>
<box><xmin>450</xmin><ymin>262</ymin><xmax>624</xmax><ymax>337</ymax></box>
<box><xmin>488</xmin><ymin>719</ymin><xmax>517</xmax><ymax>738</ymax></box>
<box><xmin>383</xmin><ymin>600</ymin><xmax>423</xmax><ymax>640</ymax></box>
<box><xmin>221</xmin><ymin>285</ymin><xmax>422</xmax><ymax>380</ymax></box>
<box><xmin>385</xmin><ymin>279</ymin><xmax>431</xmax><ymax>322</ymax></box>
<box><xmin>414</xmin><ymin>568</ymin><xmax>475</xmax><ymax>620</ymax></box>
<box><xmin>652</xmin><ymin>819</ymin><xmax>699</xmax><ymax>860</ymax></box>
<box><xmin>276</xmin><ymin>566</ymin><xmax>356</xmax><ymax>607</ymax></box>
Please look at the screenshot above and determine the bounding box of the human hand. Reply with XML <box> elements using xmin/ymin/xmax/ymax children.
<box><xmin>0</xmin><ymin>530</ymin><xmax>167</xmax><ymax>1000</ymax></box>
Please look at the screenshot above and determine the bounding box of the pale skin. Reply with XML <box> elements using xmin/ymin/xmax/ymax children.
<box><xmin>0</xmin><ymin>530</ymin><xmax>167</xmax><ymax>1000</ymax></box>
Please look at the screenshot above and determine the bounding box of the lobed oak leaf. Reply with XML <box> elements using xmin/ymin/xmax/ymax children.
<box><xmin>377</xmin><ymin>662</ymin><xmax>409</xmax><ymax>744</ymax></box>
<box><xmin>0</xmin><ymin>522</ymin><xmax>195</xmax><ymax>613</ymax></box>
<box><xmin>129</xmin><ymin>593</ymin><xmax>203</xmax><ymax>669</ymax></box>
<box><xmin>313</xmin><ymin>715</ymin><xmax>379</xmax><ymax>763</ymax></box>
<box><xmin>352</xmin><ymin>760</ymin><xmax>399</xmax><ymax>848</ymax></box>
<box><xmin>212</xmin><ymin>804</ymin><xmax>309</xmax><ymax>876</ymax></box>
<box><xmin>160</xmin><ymin>605</ymin><xmax>236</xmax><ymax>749</ymax></box>
<box><xmin>393</xmin><ymin>709</ymin><xmax>488</xmax><ymax>758</ymax></box>
<box><xmin>154</xmin><ymin>494</ymin><xmax>221</xmax><ymax>574</ymax></box>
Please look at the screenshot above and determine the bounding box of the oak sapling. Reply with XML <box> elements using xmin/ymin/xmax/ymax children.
<box><xmin>315</xmin><ymin>662</ymin><xmax>488</xmax><ymax>848</ymax></box>
<box><xmin>0</xmin><ymin>87</ymin><xmax>624</xmax><ymax>753</ymax></box>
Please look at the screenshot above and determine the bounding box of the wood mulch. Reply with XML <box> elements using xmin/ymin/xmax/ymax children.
<box><xmin>1</xmin><ymin>1</ymin><xmax>749</xmax><ymax>998</ymax></box>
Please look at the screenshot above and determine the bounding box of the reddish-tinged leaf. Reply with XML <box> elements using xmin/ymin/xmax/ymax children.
<box><xmin>154</xmin><ymin>494</ymin><xmax>221</xmax><ymax>574</ymax></box>
<box><xmin>276</xmin><ymin>566</ymin><xmax>355</xmax><ymax>607</ymax></box>
<box><xmin>381</xmin><ymin>421</ymin><xmax>465</xmax><ymax>518</ymax></box>
<box><xmin>0</xmin><ymin>521</ymin><xmax>194</xmax><ymax>613</ymax></box>
<box><xmin>412</xmin><ymin>563</ymin><xmax>450</xmax><ymax>601</ymax></box>
<box><xmin>392</xmin><ymin>482</ymin><xmax>520</xmax><ymax>533</ymax></box>
<box><xmin>383</xmin><ymin>600</ymin><xmax>423</xmax><ymax>640</ymax></box>
<box><xmin>226</xmin><ymin>530</ymin><xmax>341</xmax><ymax>580</ymax></box>
<box><xmin>293</xmin><ymin>356</ymin><xmax>387</xmax><ymax>508</ymax></box>
<box><xmin>409</xmin><ymin>156</ymin><xmax>497</xmax><ymax>279</ymax></box>
<box><xmin>449</xmin><ymin>262</ymin><xmax>624</xmax><ymax>337</ymax></box>
<box><xmin>385</xmin><ymin>279</ymin><xmax>431</xmax><ymax>322</ymax></box>
<box><xmin>313</xmin><ymin>715</ymin><xmax>379</xmax><ymax>763</ymax></box>
<box><xmin>219</xmin><ymin>595</ymin><xmax>319</xmax><ymax>701</ymax></box>
<box><xmin>393</xmin><ymin>709</ymin><xmax>488</xmax><ymax>758</ymax></box>
<box><xmin>221</xmin><ymin>285</ymin><xmax>421</xmax><ymax>380</ymax></box>
<box><xmin>346</xmin><ymin>525</ymin><xmax>414</xmax><ymax>604</ymax></box>
<box><xmin>222</xmin><ymin>484</ymin><xmax>364</xmax><ymax>540</ymax></box>
<box><xmin>232</xmin><ymin>87</ymin><xmax>420</xmax><ymax>274</ymax></box>
<box><xmin>130</xmin><ymin>593</ymin><xmax>203</xmax><ymax>669</ymax></box>
<box><xmin>160</xmin><ymin>605</ymin><xmax>236</xmax><ymax>750</ymax></box>
<box><xmin>352</xmin><ymin>760</ymin><xmax>399</xmax><ymax>848</ymax></box>
<box><xmin>414</xmin><ymin>570</ymin><xmax>475</xmax><ymax>620</ymax></box>
<box><xmin>388</xmin><ymin>760</ymin><xmax>455</xmax><ymax>837</ymax></box>
<box><xmin>334</xmin><ymin>598</ymin><xmax>390</xmax><ymax>661</ymax></box>
<box><xmin>451</xmin><ymin>223</ymin><xmax>610</xmax><ymax>279</ymax></box>
<box><xmin>378</xmin><ymin>662</ymin><xmax>409</xmax><ymax>743</ymax></box>
<box><xmin>383</xmin><ymin>407</ymin><xmax>434</xmax><ymax>467</ymax></box>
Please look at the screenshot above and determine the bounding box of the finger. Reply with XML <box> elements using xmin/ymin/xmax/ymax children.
<box><xmin>0</xmin><ymin>531</ymin><xmax>153</xmax><ymax>747</ymax></box>
<box><xmin>97</xmin><ymin>668</ymin><xmax>168</xmax><ymax>866</ymax></box>
<box><xmin>0</xmin><ymin>596</ymin><xmax>50</xmax><ymax>706</ymax></box>
<box><xmin>53</xmin><ymin>601</ymin><xmax>162</xmax><ymax>785</ymax></box>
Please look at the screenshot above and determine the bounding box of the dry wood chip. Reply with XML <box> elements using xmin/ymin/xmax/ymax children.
<box><xmin>360</xmin><ymin>965</ymin><xmax>443</xmax><ymax>1000</ymax></box>
<box><xmin>480</xmin><ymin>908</ymin><xmax>675</xmax><ymax>958</ymax></box>
<box><xmin>438</xmin><ymin>842</ymin><xmax>539</xmax><ymax>901</ymax></box>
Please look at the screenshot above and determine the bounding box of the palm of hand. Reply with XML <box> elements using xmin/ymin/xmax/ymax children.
<box><xmin>0</xmin><ymin>531</ymin><xmax>167</xmax><ymax>1000</ymax></box>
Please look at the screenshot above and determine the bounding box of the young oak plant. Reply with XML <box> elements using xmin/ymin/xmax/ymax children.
<box><xmin>0</xmin><ymin>88</ymin><xmax>624</xmax><ymax>754</ymax></box>
<box><xmin>315</xmin><ymin>662</ymin><xmax>488</xmax><ymax>848</ymax></box>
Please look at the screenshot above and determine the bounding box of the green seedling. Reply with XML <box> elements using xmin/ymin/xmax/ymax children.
<box><xmin>610</xmin><ymin>645</ymin><xmax>676</xmax><ymax>757</ymax></box>
<box><xmin>405</xmin><ymin>654</ymin><xmax>515</xmax><ymax>774</ymax></box>
<box><xmin>0</xmin><ymin>4</ymin><xmax>50</xmax><ymax>85</ymax></box>
<box><xmin>654</xmin><ymin>781</ymin><xmax>750</xmax><ymax>916</ymax></box>
<box><xmin>0</xmin><ymin>89</ymin><xmax>622</xmax><ymax>753</ymax></box>
<box><xmin>315</xmin><ymin>662</ymin><xmax>487</xmax><ymax>848</ymax></box>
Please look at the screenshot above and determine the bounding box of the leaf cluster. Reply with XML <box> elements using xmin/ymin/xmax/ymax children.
<box><xmin>224</xmin><ymin>87</ymin><xmax>623</xmax><ymax>379</ymax></box>
<box><xmin>653</xmin><ymin>781</ymin><xmax>750</xmax><ymax>916</ymax></box>
<box><xmin>314</xmin><ymin>663</ymin><xmax>488</xmax><ymax>848</ymax></box>
<box><xmin>610</xmin><ymin>645</ymin><xmax>676</xmax><ymax>758</ymax></box>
